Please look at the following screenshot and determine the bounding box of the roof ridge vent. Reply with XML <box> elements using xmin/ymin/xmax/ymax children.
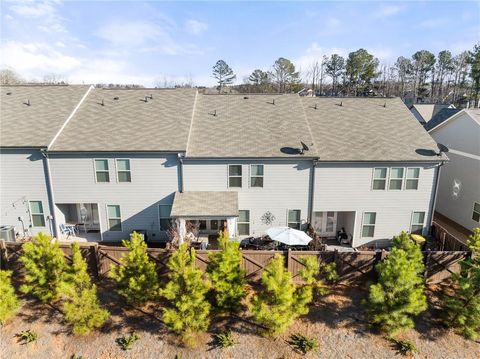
<box><xmin>209</xmin><ymin>109</ymin><xmax>217</xmax><ymax>116</ymax></box>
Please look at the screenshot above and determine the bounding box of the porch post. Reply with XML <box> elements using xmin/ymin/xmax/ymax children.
<box><xmin>226</xmin><ymin>217</ymin><xmax>237</xmax><ymax>238</ymax></box>
<box><xmin>176</xmin><ymin>218</ymin><xmax>186</xmax><ymax>244</ymax></box>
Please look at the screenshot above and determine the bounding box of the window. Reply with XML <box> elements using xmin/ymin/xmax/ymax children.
<box><xmin>389</xmin><ymin>167</ymin><xmax>404</xmax><ymax>190</ymax></box>
<box><xmin>411</xmin><ymin>212</ymin><xmax>425</xmax><ymax>234</ymax></box>
<box><xmin>116</xmin><ymin>159</ymin><xmax>131</xmax><ymax>182</ymax></box>
<box><xmin>372</xmin><ymin>168</ymin><xmax>387</xmax><ymax>190</ymax></box>
<box><xmin>288</xmin><ymin>210</ymin><xmax>301</xmax><ymax>229</ymax></box>
<box><xmin>95</xmin><ymin>159</ymin><xmax>110</xmax><ymax>182</ymax></box>
<box><xmin>159</xmin><ymin>204</ymin><xmax>172</xmax><ymax>231</ymax></box>
<box><xmin>362</xmin><ymin>212</ymin><xmax>376</xmax><ymax>238</ymax></box>
<box><xmin>107</xmin><ymin>205</ymin><xmax>122</xmax><ymax>231</ymax></box>
<box><xmin>238</xmin><ymin>210</ymin><xmax>250</xmax><ymax>235</ymax></box>
<box><xmin>29</xmin><ymin>201</ymin><xmax>45</xmax><ymax>227</ymax></box>
<box><xmin>250</xmin><ymin>165</ymin><xmax>264</xmax><ymax>187</ymax></box>
<box><xmin>210</xmin><ymin>219</ymin><xmax>220</xmax><ymax>230</ymax></box>
<box><xmin>228</xmin><ymin>165</ymin><xmax>242</xmax><ymax>187</ymax></box>
<box><xmin>199</xmin><ymin>220</ymin><xmax>207</xmax><ymax>230</ymax></box>
<box><xmin>473</xmin><ymin>202</ymin><xmax>480</xmax><ymax>222</ymax></box>
<box><xmin>406</xmin><ymin>168</ymin><xmax>420</xmax><ymax>190</ymax></box>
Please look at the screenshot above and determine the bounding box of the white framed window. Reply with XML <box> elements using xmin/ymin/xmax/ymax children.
<box><xmin>116</xmin><ymin>159</ymin><xmax>131</xmax><ymax>182</ymax></box>
<box><xmin>159</xmin><ymin>204</ymin><xmax>172</xmax><ymax>231</ymax></box>
<box><xmin>210</xmin><ymin>219</ymin><xmax>220</xmax><ymax>230</ymax></box>
<box><xmin>228</xmin><ymin>165</ymin><xmax>242</xmax><ymax>188</ymax></box>
<box><xmin>410</xmin><ymin>211</ymin><xmax>425</xmax><ymax>234</ymax></box>
<box><xmin>361</xmin><ymin>212</ymin><xmax>376</xmax><ymax>238</ymax></box>
<box><xmin>372</xmin><ymin>168</ymin><xmax>387</xmax><ymax>190</ymax></box>
<box><xmin>106</xmin><ymin>205</ymin><xmax>122</xmax><ymax>231</ymax></box>
<box><xmin>389</xmin><ymin>167</ymin><xmax>404</xmax><ymax>190</ymax></box>
<box><xmin>29</xmin><ymin>201</ymin><xmax>45</xmax><ymax>227</ymax></box>
<box><xmin>405</xmin><ymin>168</ymin><xmax>420</xmax><ymax>190</ymax></box>
<box><xmin>473</xmin><ymin>202</ymin><xmax>480</xmax><ymax>223</ymax></box>
<box><xmin>288</xmin><ymin>209</ymin><xmax>301</xmax><ymax>229</ymax></box>
<box><xmin>94</xmin><ymin>159</ymin><xmax>110</xmax><ymax>183</ymax></box>
<box><xmin>250</xmin><ymin>164</ymin><xmax>264</xmax><ymax>187</ymax></box>
<box><xmin>238</xmin><ymin>210</ymin><xmax>250</xmax><ymax>235</ymax></box>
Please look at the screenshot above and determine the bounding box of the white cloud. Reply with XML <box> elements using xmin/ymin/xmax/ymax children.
<box><xmin>185</xmin><ymin>19</ymin><xmax>208</xmax><ymax>35</ymax></box>
<box><xmin>9</xmin><ymin>0</ymin><xmax>57</xmax><ymax>18</ymax></box>
<box><xmin>417</xmin><ymin>18</ymin><xmax>449</xmax><ymax>29</ymax></box>
<box><xmin>373</xmin><ymin>4</ymin><xmax>406</xmax><ymax>18</ymax></box>
<box><xmin>5</xmin><ymin>14</ymin><xmax>14</xmax><ymax>21</ymax></box>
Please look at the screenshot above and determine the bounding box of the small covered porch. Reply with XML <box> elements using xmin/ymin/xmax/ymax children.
<box><xmin>313</xmin><ymin>210</ymin><xmax>356</xmax><ymax>250</ymax></box>
<box><xmin>55</xmin><ymin>203</ymin><xmax>102</xmax><ymax>242</ymax></box>
<box><xmin>170</xmin><ymin>191</ymin><xmax>239</xmax><ymax>249</ymax></box>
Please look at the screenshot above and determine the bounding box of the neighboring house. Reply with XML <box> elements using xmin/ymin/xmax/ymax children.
<box><xmin>0</xmin><ymin>85</ymin><xmax>446</xmax><ymax>248</ymax></box>
<box><xmin>410</xmin><ymin>103</ymin><xmax>456</xmax><ymax>125</ymax></box>
<box><xmin>427</xmin><ymin>109</ymin><xmax>480</xmax><ymax>232</ymax></box>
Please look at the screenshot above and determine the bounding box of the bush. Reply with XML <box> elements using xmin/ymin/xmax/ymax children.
<box><xmin>17</xmin><ymin>329</ymin><xmax>38</xmax><ymax>344</ymax></box>
<box><xmin>212</xmin><ymin>330</ymin><xmax>237</xmax><ymax>348</ymax></box>
<box><xmin>109</xmin><ymin>232</ymin><xmax>159</xmax><ymax>305</ymax></box>
<box><xmin>207</xmin><ymin>231</ymin><xmax>246</xmax><ymax>312</ymax></box>
<box><xmin>364</xmin><ymin>231</ymin><xmax>427</xmax><ymax>335</ymax></box>
<box><xmin>287</xmin><ymin>333</ymin><xmax>319</xmax><ymax>355</ymax></box>
<box><xmin>0</xmin><ymin>270</ymin><xmax>20</xmax><ymax>324</ymax></box>
<box><xmin>20</xmin><ymin>233</ymin><xmax>67</xmax><ymax>303</ymax></box>
<box><xmin>61</xmin><ymin>243</ymin><xmax>109</xmax><ymax>335</ymax></box>
<box><xmin>387</xmin><ymin>337</ymin><xmax>419</xmax><ymax>356</ymax></box>
<box><xmin>116</xmin><ymin>332</ymin><xmax>140</xmax><ymax>350</ymax></box>
<box><xmin>442</xmin><ymin>228</ymin><xmax>480</xmax><ymax>340</ymax></box>
<box><xmin>251</xmin><ymin>253</ymin><xmax>319</xmax><ymax>335</ymax></box>
<box><xmin>160</xmin><ymin>243</ymin><xmax>210</xmax><ymax>346</ymax></box>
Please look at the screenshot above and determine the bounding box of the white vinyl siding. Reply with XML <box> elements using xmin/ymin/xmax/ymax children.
<box><xmin>250</xmin><ymin>164</ymin><xmax>264</xmax><ymax>187</ymax></box>
<box><xmin>159</xmin><ymin>204</ymin><xmax>172</xmax><ymax>231</ymax></box>
<box><xmin>228</xmin><ymin>165</ymin><xmax>242</xmax><ymax>188</ymax></box>
<box><xmin>288</xmin><ymin>209</ymin><xmax>301</xmax><ymax>229</ymax></box>
<box><xmin>116</xmin><ymin>159</ymin><xmax>131</xmax><ymax>183</ymax></box>
<box><xmin>405</xmin><ymin>168</ymin><xmax>420</xmax><ymax>190</ymax></box>
<box><xmin>238</xmin><ymin>210</ymin><xmax>250</xmax><ymax>235</ymax></box>
<box><xmin>361</xmin><ymin>212</ymin><xmax>376</xmax><ymax>238</ymax></box>
<box><xmin>473</xmin><ymin>202</ymin><xmax>480</xmax><ymax>223</ymax></box>
<box><xmin>372</xmin><ymin>168</ymin><xmax>387</xmax><ymax>190</ymax></box>
<box><xmin>107</xmin><ymin>205</ymin><xmax>122</xmax><ymax>231</ymax></box>
<box><xmin>29</xmin><ymin>201</ymin><xmax>45</xmax><ymax>227</ymax></box>
<box><xmin>95</xmin><ymin>159</ymin><xmax>110</xmax><ymax>183</ymax></box>
<box><xmin>410</xmin><ymin>211</ymin><xmax>425</xmax><ymax>234</ymax></box>
<box><xmin>389</xmin><ymin>167</ymin><xmax>404</xmax><ymax>190</ymax></box>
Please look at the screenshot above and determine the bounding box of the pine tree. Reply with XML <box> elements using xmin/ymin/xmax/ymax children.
<box><xmin>109</xmin><ymin>232</ymin><xmax>159</xmax><ymax>305</ymax></box>
<box><xmin>160</xmin><ymin>243</ymin><xmax>210</xmax><ymax>346</ymax></box>
<box><xmin>61</xmin><ymin>242</ymin><xmax>109</xmax><ymax>335</ymax></box>
<box><xmin>442</xmin><ymin>228</ymin><xmax>480</xmax><ymax>340</ymax></box>
<box><xmin>19</xmin><ymin>232</ymin><xmax>67</xmax><ymax>303</ymax></box>
<box><xmin>364</xmin><ymin>232</ymin><xmax>427</xmax><ymax>335</ymax></box>
<box><xmin>0</xmin><ymin>270</ymin><xmax>20</xmax><ymax>324</ymax></box>
<box><xmin>207</xmin><ymin>231</ymin><xmax>246</xmax><ymax>313</ymax></box>
<box><xmin>251</xmin><ymin>253</ymin><xmax>319</xmax><ymax>335</ymax></box>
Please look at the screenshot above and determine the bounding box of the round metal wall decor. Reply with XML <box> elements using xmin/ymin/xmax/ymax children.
<box><xmin>261</xmin><ymin>211</ymin><xmax>275</xmax><ymax>225</ymax></box>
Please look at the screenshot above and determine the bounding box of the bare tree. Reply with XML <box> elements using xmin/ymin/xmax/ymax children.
<box><xmin>0</xmin><ymin>69</ymin><xmax>25</xmax><ymax>85</ymax></box>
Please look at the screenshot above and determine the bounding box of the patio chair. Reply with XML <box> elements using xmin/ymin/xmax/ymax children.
<box><xmin>59</xmin><ymin>223</ymin><xmax>76</xmax><ymax>238</ymax></box>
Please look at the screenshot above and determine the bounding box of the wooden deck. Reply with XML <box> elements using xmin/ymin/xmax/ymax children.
<box><xmin>433</xmin><ymin>212</ymin><xmax>473</xmax><ymax>244</ymax></box>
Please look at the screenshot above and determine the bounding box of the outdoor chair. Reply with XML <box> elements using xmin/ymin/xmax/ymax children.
<box><xmin>59</xmin><ymin>223</ymin><xmax>76</xmax><ymax>238</ymax></box>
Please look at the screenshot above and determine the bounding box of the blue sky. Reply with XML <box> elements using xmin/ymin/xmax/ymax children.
<box><xmin>1</xmin><ymin>1</ymin><xmax>479</xmax><ymax>86</ymax></box>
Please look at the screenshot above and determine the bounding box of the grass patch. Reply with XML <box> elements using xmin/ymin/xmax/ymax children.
<box><xmin>287</xmin><ymin>333</ymin><xmax>319</xmax><ymax>355</ymax></box>
<box><xmin>17</xmin><ymin>329</ymin><xmax>38</xmax><ymax>345</ymax></box>
<box><xmin>116</xmin><ymin>332</ymin><xmax>140</xmax><ymax>351</ymax></box>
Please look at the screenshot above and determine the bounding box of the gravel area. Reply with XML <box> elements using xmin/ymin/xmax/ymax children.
<box><xmin>1</xmin><ymin>286</ymin><xmax>479</xmax><ymax>359</ymax></box>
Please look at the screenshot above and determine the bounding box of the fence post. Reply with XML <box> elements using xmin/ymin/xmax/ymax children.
<box><xmin>0</xmin><ymin>239</ymin><xmax>6</xmax><ymax>270</ymax></box>
<box><xmin>424</xmin><ymin>251</ymin><xmax>430</xmax><ymax>282</ymax></box>
<box><xmin>91</xmin><ymin>243</ymin><xmax>99</xmax><ymax>279</ymax></box>
<box><xmin>287</xmin><ymin>249</ymin><xmax>292</xmax><ymax>273</ymax></box>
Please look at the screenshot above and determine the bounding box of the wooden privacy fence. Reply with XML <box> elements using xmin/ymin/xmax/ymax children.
<box><xmin>0</xmin><ymin>240</ymin><xmax>470</xmax><ymax>285</ymax></box>
<box><xmin>431</xmin><ymin>221</ymin><xmax>470</xmax><ymax>252</ymax></box>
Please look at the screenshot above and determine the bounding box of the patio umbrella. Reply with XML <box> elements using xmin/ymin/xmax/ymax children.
<box><xmin>266</xmin><ymin>227</ymin><xmax>313</xmax><ymax>246</ymax></box>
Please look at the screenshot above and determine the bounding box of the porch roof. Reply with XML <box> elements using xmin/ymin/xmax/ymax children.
<box><xmin>170</xmin><ymin>191</ymin><xmax>239</xmax><ymax>218</ymax></box>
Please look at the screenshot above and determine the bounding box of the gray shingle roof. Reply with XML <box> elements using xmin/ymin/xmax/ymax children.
<box><xmin>302</xmin><ymin>97</ymin><xmax>445</xmax><ymax>162</ymax></box>
<box><xmin>186</xmin><ymin>94</ymin><xmax>316</xmax><ymax>158</ymax></box>
<box><xmin>50</xmin><ymin>88</ymin><xmax>197</xmax><ymax>152</ymax></box>
<box><xmin>410</xmin><ymin>103</ymin><xmax>451</xmax><ymax>123</ymax></box>
<box><xmin>425</xmin><ymin>108</ymin><xmax>461</xmax><ymax>131</ymax></box>
<box><xmin>0</xmin><ymin>85</ymin><xmax>90</xmax><ymax>147</ymax></box>
<box><xmin>171</xmin><ymin>191</ymin><xmax>239</xmax><ymax>217</ymax></box>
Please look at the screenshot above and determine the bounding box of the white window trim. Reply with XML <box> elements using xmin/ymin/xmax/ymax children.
<box><xmin>371</xmin><ymin>167</ymin><xmax>388</xmax><ymax>191</ymax></box>
<box><xmin>115</xmin><ymin>158</ymin><xmax>132</xmax><ymax>183</ymax></box>
<box><xmin>361</xmin><ymin>212</ymin><xmax>376</xmax><ymax>238</ymax></box>
<box><xmin>228</xmin><ymin>164</ymin><xmax>242</xmax><ymax>188</ymax></box>
<box><xmin>405</xmin><ymin>167</ymin><xmax>420</xmax><ymax>190</ymax></box>
<box><xmin>158</xmin><ymin>204</ymin><xmax>172</xmax><ymax>231</ymax></box>
<box><xmin>388</xmin><ymin>167</ymin><xmax>404</xmax><ymax>191</ymax></box>
<box><xmin>29</xmin><ymin>200</ymin><xmax>45</xmax><ymax>228</ymax></box>
<box><xmin>238</xmin><ymin>210</ymin><xmax>250</xmax><ymax>235</ymax></box>
<box><xmin>410</xmin><ymin>211</ymin><xmax>425</xmax><ymax>234</ymax></box>
<box><xmin>287</xmin><ymin>209</ymin><xmax>301</xmax><ymax>229</ymax></box>
<box><xmin>473</xmin><ymin>201</ymin><xmax>480</xmax><ymax>223</ymax></box>
<box><xmin>106</xmin><ymin>204</ymin><xmax>122</xmax><ymax>232</ymax></box>
<box><xmin>94</xmin><ymin>158</ymin><xmax>110</xmax><ymax>183</ymax></box>
<box><xmin>249</xmin><ymin>164</ymin><xmax>264</xmax><ymax>188</ymax></box>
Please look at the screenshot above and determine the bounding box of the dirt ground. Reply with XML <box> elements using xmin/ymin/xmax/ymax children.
<box><xmin>1</xmin><ymin>285</ymin><xmax>479</xmax><ymax>359</ymax></box>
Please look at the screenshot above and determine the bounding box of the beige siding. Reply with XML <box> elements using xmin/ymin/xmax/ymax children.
<box><xmin>315</xmin><ymin>163</ymin><xmax>437</xmax><ymax>247</ymax></box>
<box><xmin>183</xmin><ymin>160</ymin><xmax>312</xmax><ymax>236</ymax></box>
<box><xmin>0</xmin><ymin>149</ymin><xmax>52</xmax><ymax>236</ymax></box>
<box><xmin>49</xmin><ymin>153</ymin><xmax>180</xmax><ymax>241</ymax></box>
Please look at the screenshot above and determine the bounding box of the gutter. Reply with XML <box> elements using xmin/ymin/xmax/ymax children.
<box><xmin>308</xmin><ymin>158</ymin><xmax>320</xmax><ymax>225</ymax></box>
<box><xmin>40</xmin><ymin>149</ymin><xmax>58</xmax><ymax>238</ymax></box>
<box><xmin>178</xmin><ymin>153</ymin><xmax>185</xmax><ymax>193</ymax></box>
<box><xmin>428</xmin><ymin>160</ymin><xmax>446</xmax><ymax>234</ymax></box>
